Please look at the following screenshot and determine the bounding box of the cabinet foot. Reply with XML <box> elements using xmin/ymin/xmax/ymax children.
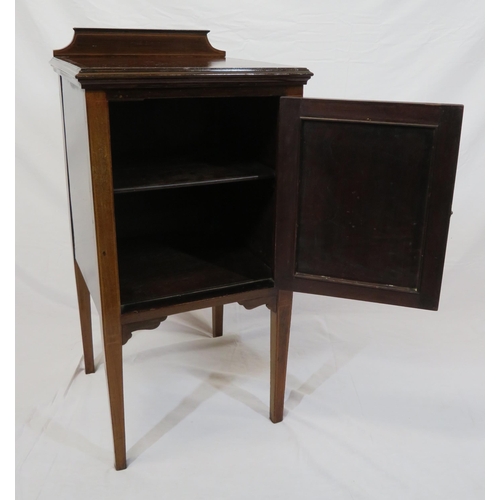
<box><xmin>212</xmin><ymin>305</ymin><xmax>223</xmax><ymax>337</ymax></box>
<box><xmin>270</xmin><ymin>290</ymin><xmax>293</xmax><ymax>423</ymax></box>
<box><xmin>74</xmin><ymin>260</ymin><xmax>95</xmax><ymax>374</ymax></box>
<box><xmin>102</xmin><ymin>323</ymin><xmax>126</xmax><ymax>470</ymax></box>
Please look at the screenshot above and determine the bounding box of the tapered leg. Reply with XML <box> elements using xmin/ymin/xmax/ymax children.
<box><xmin>103</xmin><ymin>322</ymin><xmax>126</xmax><ymax>470</ymax></box>
<box><xmin>212</xmin><ymin>305</ymin><xmax>223</xmax><ymax>337</ymax></box>
<box><xmin>270</xmin><ymin>290</ymin><xmax>293</xmax><ymax>423</ymax></box>
<box><xmin>74</xmin><ymin>261</ymin><xmax>95</xmax><ymax>374</ymax></box>
<box><xmin>85</xmin><ymin>91</ymin><xmax>126</xmax><ymax>470</ymax></box>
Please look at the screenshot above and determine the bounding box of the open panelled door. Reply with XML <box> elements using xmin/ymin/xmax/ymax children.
<box><xmin>275</xmin><ymin>97</ymin><xmax>463</xmax><ymax>310</ymax></box>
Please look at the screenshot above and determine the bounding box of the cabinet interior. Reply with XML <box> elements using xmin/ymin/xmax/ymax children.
<box><xmin>109</xmin><ymin>96</ymin><xmax>280</xmax><ymax>312</ymax></box>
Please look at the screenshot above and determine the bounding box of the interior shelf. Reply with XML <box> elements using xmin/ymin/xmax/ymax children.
<box><xmin>117</xmin><ymin>237</ymin><xmax>274</xmax><ymax>312</ymax></box>
<box><xmin>113</xmin><ymin>159</ymin><xmax>275</xmax><ymax>193</ymax></box>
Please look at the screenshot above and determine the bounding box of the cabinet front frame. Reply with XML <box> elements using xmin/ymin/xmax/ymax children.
<box><xmin>102</xmin><ymin>84</ymin><xmax>303</xmax><ymax>315</ymax></box>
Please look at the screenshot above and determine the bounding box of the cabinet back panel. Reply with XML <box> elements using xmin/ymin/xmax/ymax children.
<box><xmin>109</xmin><ymin>97</ymin><xmax>279</xmax><ymax>168</ymax></box>
<box><xmin>114</xmin><ymin>181</ymin><xmax>275</xmax><ymax>268</ymax></box>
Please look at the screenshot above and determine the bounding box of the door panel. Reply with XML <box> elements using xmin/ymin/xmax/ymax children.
<box><xmin>275</xmin><ymin>98</ymin><xmax>463</xmax><ymax>310</ymax></box>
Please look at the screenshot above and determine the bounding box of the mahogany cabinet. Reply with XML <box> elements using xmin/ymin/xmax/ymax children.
<box><xmin>51</xmin><ymin>28</ymin><xmax>463</xmax><ymax>470</ymax></box>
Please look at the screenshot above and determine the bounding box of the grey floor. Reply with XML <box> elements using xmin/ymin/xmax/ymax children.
<box><xmin>16</xmin><ymin>258</ymin><xmax>484</xmax><ymax>499</ymax></box>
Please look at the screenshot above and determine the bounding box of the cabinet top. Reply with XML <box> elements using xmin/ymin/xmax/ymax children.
<box><xmin>51</xmin><ymin>28</ymin><xmax>313</xmax><ymax>89</ymax></box>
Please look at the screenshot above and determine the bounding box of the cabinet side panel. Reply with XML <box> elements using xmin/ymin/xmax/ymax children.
<box><xmin>61</xmin><ymin>77</ymin><xmax>101</xmax><ymax>311</ymax></box>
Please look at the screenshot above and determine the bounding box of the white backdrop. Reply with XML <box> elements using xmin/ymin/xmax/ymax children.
<box><xmin>16</xmin><ymin>1</ymin><xmax>484</xmax><ymax>499</ymax></box>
